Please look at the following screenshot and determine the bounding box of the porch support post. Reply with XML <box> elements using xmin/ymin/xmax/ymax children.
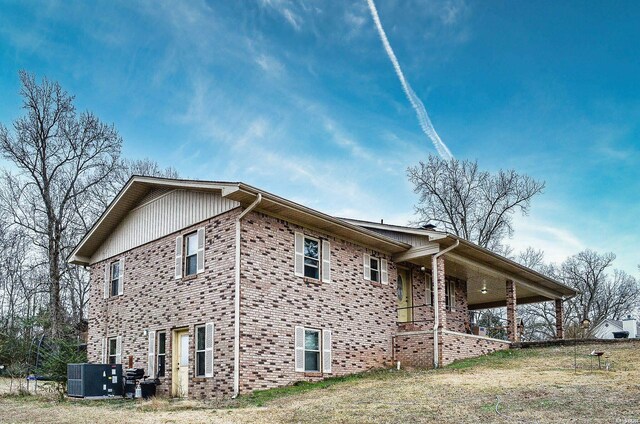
<box><xmin>437</xmin><ymin>255</ymin><xmax>447</xmax><ymax>330</ymax></box>
<box><xmin>506</xmin><ymin>279</ymin><xmax>518</xmax><ymax>342</ymax></box>
<box><xmin>555</xmin><ymin>298</ymin><xmax>564</xmax><ymax>339</ymax></box>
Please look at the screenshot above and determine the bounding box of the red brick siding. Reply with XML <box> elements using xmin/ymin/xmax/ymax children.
<box><xmin>440</xmin><ymin>331</ymin><xmax>510</xmax><ymax>366</ymax></box>
<box><xmin>394</xmin><ymin>332</ymin><xmax>435</xmax><ymax>369</ymax></box>
<box><xmin>238</xmin><ymin>211</ymin><xmax>397</xmax><ymax>393</ymax></box>
<box><xmin>86</xmin><ymin>208</ymin><xmax>240</xmax><ymax>398</ymax></box>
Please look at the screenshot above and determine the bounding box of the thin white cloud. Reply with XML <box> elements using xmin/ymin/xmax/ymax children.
<box><xmin>510</xmin><ymin>214</ymin><xmax>586</xmax><ymax>265</ymax></box>
<box><xmin>366</xmin><ymin>0</ymin><xmax>454</xmax><ymax>161</ymax></box>
<box><xmin>255</xmin><ymin>54</ymin><xmax>285</xmax><ymax>76</ymax></box>
<box><xmin>258</xmin><ymin>0</ymin><xmax>303</xmax><ymax>31</ymax></box>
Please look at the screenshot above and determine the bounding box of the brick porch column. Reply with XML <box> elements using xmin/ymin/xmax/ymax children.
<box><xmin>506</xmin><ymin>279</ymin><xmax>518</xmax><ymax>342</ymax></box>
<box><xmin>555</xmin><ymin>298</ymin><xmax>564</xmax><ymax>339</ymax></box>
<box><xmin>437</xmin><ymin>255</ymin><xmax>447</xmax><ymax>330</ymax></box>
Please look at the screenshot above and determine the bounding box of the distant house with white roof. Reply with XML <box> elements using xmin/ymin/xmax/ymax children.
<box><xmin>592</xmin><ymin>315</ymin><xmax>639</xmax><ymax>339</ymax></box>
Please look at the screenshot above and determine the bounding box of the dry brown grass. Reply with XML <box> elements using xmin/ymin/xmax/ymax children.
<box><xmin>1</xmin><ymin>341</ymin><xmax>640</xmax><ymax>423</ymax></box>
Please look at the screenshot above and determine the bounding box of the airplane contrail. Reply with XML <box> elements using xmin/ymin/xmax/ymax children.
<box><xmin>366</xmin><ymin>0</ymin><xmax>453</xmax><ymax>161</ymax></box>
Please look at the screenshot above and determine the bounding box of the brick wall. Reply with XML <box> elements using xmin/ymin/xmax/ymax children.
<box><xmin>86</xmin><ymin>208</ymin><xmax>240</xmax><ymax>398</ymax></box>
<box><xmin>440</xmin><ymin>331</ymin><xmax>511</xmax><ymax>366</ymax></box>
<box><xmin>238</xmin><ymin>211</ymin><xmax>397</xmax><ymax>393</ymax></box>
<box><xmin>394</xmin><ymin>331</ymin><xmax>434</xmax><ymax>369</ymax></box>
<box><xmin>396</xmin><ymin>265</ymin><xmax>468</xmax><ymax>333</ymax></box>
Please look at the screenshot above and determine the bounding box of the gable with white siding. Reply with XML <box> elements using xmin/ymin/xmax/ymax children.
<box><xmin>91</xmin><ymin>189</ymin><xmax>239</xmax><ymax>263</ymax></box>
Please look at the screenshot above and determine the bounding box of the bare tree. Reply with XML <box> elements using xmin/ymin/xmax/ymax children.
<box><xmin>0</xmin><ymin>71</ymin><xmax>121</xmax><ymax>337</ymax></box>
<box><xmin>562</xmin><ymin>250</ymin><xmax>640</xmax><ymax>334</ymax></box>
<box><xmin>515</xmin><ymin>248</ymin><xmax>640</xmax><ymax>339</ymax></box>
<box><xmin>407</xmin><ymin>155</ymin><xmax>545</xmax><ymax>252</ymax></box>
<box><xmin>66</xmin><ymin>157</ymin><xmax>178</xmax><ymax>324</ymax></box>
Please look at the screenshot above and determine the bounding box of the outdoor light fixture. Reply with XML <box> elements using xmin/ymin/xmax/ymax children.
<box><xmin>480</xmin><ymin>287</ymin><xmax>487</xmax><ymax>294</ymax></box>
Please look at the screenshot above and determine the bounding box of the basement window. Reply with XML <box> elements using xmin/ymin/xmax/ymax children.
<box><xmin>304</xmin><ymin>329</ymin><xmax>321</xmax><ymax>372</ymax></box>
<box><xmin>157</xmin><ymin>332</ymin><xmax>166</xmax><ymax>377</ymax></box>
<box><xmin>195</xmin><ymin>325</ymin><xmax>206</xmax><ymax>377</ymax></box>
<box><xmin>108</xmin><ymin>337</ymin><xmax>118</xmax><ymax>365</ymax></box>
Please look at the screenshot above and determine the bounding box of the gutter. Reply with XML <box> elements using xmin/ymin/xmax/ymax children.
<box><xmin>232</xmin><ymin>193</ymin><xmax>262</xmax><ymax>398</ymax></box>
<box><xmin>432</xmin><ymin>240</ymin><xmax>459</xmax><ymax>369</ymax></box>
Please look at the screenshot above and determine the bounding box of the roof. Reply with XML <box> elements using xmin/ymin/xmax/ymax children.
<box><xmin>342</xmin><ymin>218</ymin><xmax>577</xmax><ymax>299</ymax></box>
<box><xmin>68</xmin><ymin>176</ymin><xmax>410</xmax><ymax>265</ymax></box>
<box><xmin>595</xmin><ymin>318</ymin><xmax>640</xmax><ymax>333</ymax></box>
<box><xmin>67</xmin><ymin>176</ymin><xmax>576</xmax><ymax>301</ymax></box>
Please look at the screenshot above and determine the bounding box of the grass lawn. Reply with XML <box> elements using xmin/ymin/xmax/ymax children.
<box><xmin>1</xmin><ymin>341</ymin><xmax>639</xmax><ymax>423</ymax></box>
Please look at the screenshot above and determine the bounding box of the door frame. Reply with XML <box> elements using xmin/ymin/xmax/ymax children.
<box><xmin>397</xmin><ymin>266</ymin><xmax>413</xmax><ymax>323</ymax></box>
<box><xmin>172</xmin><ymin>328</ymin><xmax>190</xmax><ymax>398</ymax></box>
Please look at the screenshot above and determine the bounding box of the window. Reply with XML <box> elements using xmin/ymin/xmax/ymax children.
<box><xmin>108</xmin><ymin>337</ymin><xmax>118</xmax><ymax>364</ymax></box>
<box><xmin>304</xmin><ymin>329</ymin><xmax>321</xmax><ymax>372</ymax></box>
<box><xmin>363</xmin><ymin>254</ymin><xmax>388</xmax><ymax>284</ymax></box>
<box><xmin>195</xmin><ymin>325</ymin><xmax>206</xmax><ymax>377</ymax></box>
<box><xmin>426</xmin><ymin>272</ymin><xmax>433</xmax><ymax>306</ymax></box>
<box><xmin>157</xmin><ymin>332</ymin><xmax>166</xmax><ymax>377</ymax></box>
<box><xmin>294</xmin><ymin>233</ymin><xmax>331</xmax><ymax>282</ymax></box>
<box><xmin>109</xmin><ymin>261</ymin><xmax>120</xmax><ymax>297</ymax></box>
<box><xmin>446</xmin><ymin>279</ymin><xmax>455</xmax><ymax>310</ymax></box>
<box><xmin>370</xmin><ymin>257</ymin><xmax>380</xmax><ymax>283</ymax></box>
<box><xmin>185</xmin><ymin>232</ymin><xmax>198</xmax><ymax>277</ymax></box>
<box><xmin>295</xmin><ymin>326</ymin><xmax>331</xmax><ymax>373</ymax></box>
<box><xmin>303</xmin><ymin>237</ymin><xmax>319</xmax><ymax>279</ymax></box>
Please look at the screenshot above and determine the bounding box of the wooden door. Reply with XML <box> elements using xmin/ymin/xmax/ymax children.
<box><xmin>172</xmin><ymin>330</ymin><xmax>189</xmax><ymax>397</ymax></box>
<box><xmin>397</xmin><ymin>269</ymin><xmax>413</xmax><ymax>323</ymax></box>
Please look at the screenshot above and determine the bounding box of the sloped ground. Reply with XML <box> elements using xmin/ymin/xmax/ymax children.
<box><xmin>1</xmin><ymin>341</ymin><xmax>639</xmax><ymax>423</ymax></box>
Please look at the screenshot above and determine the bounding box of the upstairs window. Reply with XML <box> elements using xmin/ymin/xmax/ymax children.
<box><xmin>110</xmin><ymin>261</ymin><xmax>120</xmax><ymax>297</ymax></box>
<box><xmin>185</xmin><ymin>232</ymin><xmax>198</xmax><ymax>276</ymax></box>
<box><xmin>294</xmin><ymin>232</ymin><xmax>331</xmax><ymax>283</ymax></box>
<box><xmin>104</xmin><ymin>258</ymin><xmax>124</xmax><ymax>298</ymax></box>
<box><xmin>363</xmin><ymin>254</ymin><xmax>388</xmax><ymax>284</ymax></box>
<box><xmin>369</xmin><ymin>257</ymin><xmax>380</xmax><ymax>283</ymax></box>
<box><xmin>303</xmin><ymin>237</ymin><xmax>319</xmax><ymax>279</ymax></box>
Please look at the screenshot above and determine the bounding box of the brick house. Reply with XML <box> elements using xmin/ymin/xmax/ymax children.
<box><xmin>69</xmin><ymin>176</ymin><xmax>576</xmax><ymax>399</ymax></box>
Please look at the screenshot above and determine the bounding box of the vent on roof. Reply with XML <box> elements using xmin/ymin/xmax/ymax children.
<box><xmin>421</xmin><ymin>223</ymin><xmax>437</xmax><ymax>230</ymax></box>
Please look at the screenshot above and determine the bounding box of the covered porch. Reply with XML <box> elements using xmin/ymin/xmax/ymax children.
<box><xmin>392</xmin><ymin>236</ymin><xmax>576</xmax><ymax>368</ymax></box>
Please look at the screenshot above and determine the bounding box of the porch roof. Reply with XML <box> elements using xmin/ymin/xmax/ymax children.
<box><xmin>344</xmin><ymin>219</ymin><xmax>577</xmax><ymax>306</ymax></box>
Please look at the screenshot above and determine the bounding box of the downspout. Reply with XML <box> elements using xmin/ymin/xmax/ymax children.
<box><xmin>432</xmin><ymin>239</ymin><xmax>459</xmax><ymax>369</ymax></box>
<box><xmin>233</xmin><ymin>193</ymin><xmax>262</xmax><ymax>398</ymax></box>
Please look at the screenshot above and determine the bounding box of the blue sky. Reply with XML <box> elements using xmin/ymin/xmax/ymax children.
<box><xmin>1</xmin><ymin>1</ymin><xmax>639</xmax><ymax>274</ymax></box>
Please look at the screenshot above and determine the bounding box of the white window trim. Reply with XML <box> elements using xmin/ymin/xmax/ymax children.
<box><xmin>148</xmin><ymin>330</ymin><xmax>156</xmax><ymax>378</ymax></box>
<box><xmin>107</xmin><ymin>336</ymin><xmax>118</xmax><ymax>364</ymax></box>
<box><xmin>369</xmin><ymin>257</ymin><xmax>380</xmax><ymax>283</ymax></box>
<box><xmin>184</xmin><ymin>232</ymin><xmax>199</xmax><ymax>277</ymax></box>
<box><xmin>157</xmin><ymin>331</ymin><xmax>166</xmax><ymax>377</ymax></box>
<box><xmin>294</xmin><ymin>232</ymin><xmax>331</xmax><ymax>283</ymax></box>
<box><xmin>304</xmin><ymin>328</ymin><xmax>321</xmax><ymax>373</ymax></box>
<box><xmin>426</xmin><ymin>272</ymin><xmax>433</xmax><ymax>306</ymax></box>
<box><xmin>446</xmin><ymin>279</ymin><xmax>456</xmax><ymax>310</ymax></box>
<box><xmin>295</xmin><ymin>326</ymin><xmax>332</xmax><ymax>374</ymax></box>
<box><xmin>195</xmin><ymin>325</ymin><xmax>206</xmax><ymax>377</ymax></box>
<box><xmin>303</xmin><ymin>235</ymin><xmax>320</xmax><ymax>280</ymax></box>
<box><xmin>194</xmin><ymin>323</ymin><xmax>214</xmax><ymax>378</ymax></box>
